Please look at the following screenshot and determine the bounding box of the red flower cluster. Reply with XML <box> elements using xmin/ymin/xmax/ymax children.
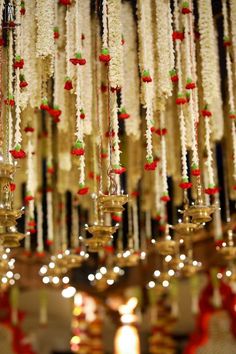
<box><xmin>24</xmin><ymin>195</ymin><xmax>34</xmax><ymax>204</ymax></box>
<box><xmin>229</xmin><ymin>112</ymin><xmax>236</xmax><ymax>119</ymax></box>
<box><xmin>24</xmin><ymin>126</ymin><xmax>34</xmax><ymax>133</ymax></box>
<box><xmin>144</xmin><ymin>160</ymin><xmax>157</xmax><ymax>171</ymax></box>
<box><xmin>204</xmin><ymin>186</ymin><xmax>219</xmax><ymax>195</ymax></box>
<box><xmin>101</xmin><ymin>83</ymin><xmax>108</xmax><ymax>93</ymax></box>
<box><xmin>49</xmin><ymin>106</ymin><xmax>62</xmax><ymax>122</ymax></box>
<box><xmin>77</xmin><ymin>186</ymin><xmax>89</xmax><ymax>195</ymax></box>
<box><xmin>119</xmin><ymin>107</ymin><xmax>130</xmax><ymax>119</ymax></box>
<box><xmin>99</xmin><ymin>48</ymin><xmax>111</xmax><ymax>63</ymax></box>
<box><xmin>182</xmin><ymin>2</ymin><xmax>191</xmax><ymax>14</ymax></box>
<box><xmin>224</xmin><ymin>36</ymin><xmax>231</xmax><ymax>47</ymax></box>
<box><xmin>80</xmin><ymin>109</ymin><xmax>85</xmax><ymax>119</ymax></box>
<box><xmin>4</xmin><ymin>95</ymin><xmax>15</xmax><ymax>106</ymax></box>
<box><xmin>176</xmin><ymin>94</ymin><xmax>187</xmax><ymax>105</ymax></box>
<box><xmin>186</xmin><ymin>79</ymin><xmax>196</xmax><ymax>90</ymax></box>
<box><xmin>9</xmin><ymin>183</ymin><xmax>16</xmax><ymax>192</ymax></box>
<box><xmin>40</xmin><ymin>99</ymin><xmax>50</xmax><ymax>111</ymax></box>
<box><xmin>161</xmin><ymin>194</ymin><xmax>170</xmax><ymax>202</ymax></box>
<box><xmin>10</xmin><ymin>146</ymin><xmax>26</xmax><ymax>159</ymax></box>
<box><xmin>59</xmin><ymin>0</ymin><xmax>72</xmax><ymax>5</ymax></box>
<box><xmin>19</xmin><ymin>74</ymin><xmax>28</xmax><ymax>88</ymax></box>
<box><xmin>172</xmin><ymin>31</ymin><xmax>184</xmax><ymax>41</ymax></box>
<box><xmin>156</xmin><ymin>128</ymin><xmax>167</xmax><ymax>136</ymax></box>
<box><xmin>170</xmin><ymin>69</ymin><xmax>179</xmax><ymax>83</ymax></box>
<box><xmin>70</xmin><ymin>52</ymin><xmax>86</xmax><ymax>65</ymax></box>
<box><xmin>101</xmin><ymin>150</ymin><xmax>108</xmax><ymax>159</ymax></box>
<box><xmin>201</xmin><ymin>108</ymin><xmax>212</xmax><ymax>117</ymax></box>
<box><xmin>54</xmin><ymin>27</ymin><xmax>59</xmax><ymax>39</ymax></box>
<box><xmin>64</xmin><ymin>78</ymin><xmax>73</xmax><ymax>90</ymax></box>
<box><xmin>20</xmin><ymin>1</ymin><xmax>26</xmax><ymax>15</ymax></box>
<box><xmin>142</xmin><ymin>70</ymin><xmax>152</xmax><ymax>83</ymax></box>
<box><xmin>191</xmin><ymin>168</ymin><xmax>201</xmax><ymax>176</ymax></box>
<box><xmin>14</xmin><ymin>56</ymin><xmax>24</xmax><ymax>69</ymax></box>
<box><xmin>105</xmin><ymin>130</ymin><xmax>115</xmax><ymax>138</ymax></box>
<box><xmin>71</xmin><ymin>141</ymin><xmax>84</xmax><ymax>156</ymax></box>
<box><xmin>113</xmin><ymin>166</ymin><xmax>126</xmax><ymax>174</ymax></box>
<box><xmin>179</xmin><ymin>181</ymin><xmax>192</xmax><ymax>189</ymax></box>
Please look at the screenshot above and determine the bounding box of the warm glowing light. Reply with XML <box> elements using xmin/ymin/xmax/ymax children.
<box><xmin>62</xmin><ymin>276</ymin><xmax>70</xmax><ymax>284</ymax></box>
<box><xmin>114</xmin><ymin>325</ymin><xmax>140</xmax><ymax>354</ymax></box>
<box><xmin>61</xmin><ymin>286</ymin><xmax>76</xmax><ymax>298</ymax></box>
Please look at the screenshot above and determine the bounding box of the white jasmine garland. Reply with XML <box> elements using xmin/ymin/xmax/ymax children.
<box><xmin>8</xmin><ymin>30</ymin><xmax>13</xmax><ymax>160</ymax></box>
<box><xmin>65</xmin><ymin>4</ymin><xmax>74</xmax><ymax>80</ymax></box>
<box><xmin>80</xmin><ymin>0</ymin><xmax>92</xmax><ymax>135</ymax></box>
<box><xmin>36</xmin><ymin>0</ymin><xmax>55</xmax><ymax>58</ymax></box>
<box><xmin>111</xmin><ymin>93</ymin><xmax>121</xmax><ymax>167</ymax></box>
<box><xmin>183</xmin><ymin>6</ymin><xmax>199</xmax><ymax>167</ymax></box>
<box><xmin>121</xmin><ymin>2</ymin><xmax>140</xmax><ymax>139</ymax></box>
<box><xmin>160</xmin><ymin>112</ymin><xmax>168</xmax><ymax>194</ymax></box>
<box><xmin>229</xmin><ymin>0</ymin><xmax>236</xmax><ymax>85</ymax></box>
<box><xmin>107</xmin><ymin>0</ymin><xmax>122</xmax><ymax>89</ymax></box>
<box><xmin>232</xmin><ymin>122</ymin><xmax>236</xmax><ymax>180</ymax></box>
<box><xmin>102</xmin><ymin>0</ymin><xmax>108</xmax><ymax>48</ymax></box>
<box><xmin>204</xmin><ymin>117</ymin><xmax>215</xmax><ymax>186</ymax></box>
<box><xmin>36</xmin><ymin>199</ymin><xmax>44</xmax><ymax>253</ymax></box>
<box><xmin>179</xmin><ymin>109</ymin><xmax>188</xmax><ymax>180</ymax></box>
<box><xmin>14</xmin><ymin>2</ymin><xmax>22</xmax><ymax>147</ymax></box>
<box><xmin>46</xmin><ymin>191</ymin><xmax>54</xmax><ymax>245</ymax></box>
<box><xmin>198</xmin><ymin>0</ymin><xmax>217</xmax><ymax>104</ymax></box>
<box><xmin>155</xmin><ymin>0</ymin><xmax>173</xmax><ymax>99</ymax></box>
<box><xmin>145</xmin><ymin>87</ymin><xmax>153</xmax><ymax>160</ymax></box>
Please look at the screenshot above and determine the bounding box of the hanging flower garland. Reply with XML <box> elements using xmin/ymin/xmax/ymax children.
<box><xmin>121</xmin><ymin>2</ymin><xmax>140</xmax><ymax>139</ymax></box>
<box><xmin>36</xmin><ymin>198</ymin><xmax>44</xmax><ymax>257</ymax></box>
<box><xmin>7</xmin><ymin>29</ymin><xmax>14</xmax><ymax>163</ymax></box>
<box><xmin>65</xmin><ymin>4</ymin><xmax>75</xmax><ymax>92</ymax></box>
<box><xmin>80</xmin><ymin>0</ymin><xmax>92</xmax><ymax>135</ymax></box>
<box><xmin>73</xmin><ymin>0</ymin><xmax>88</xmax><ymax>195</ymax></box>
<box><xmin>154</xmin><ymin>0</ymin><xmax>174</xmax><ymax>106</ymax></box>
<box><xmin>159</xmin><ymin>112</ymin><xmax>170</xmax><ymax>201</ymax></box>
<box><xmin>46</xmin><ymin>118</ymin><xmax>54</xmax><ymax>246</ymax></box>
<box><xmin>229</xmin><ymin>0</ymin><xmax>236</xmax><ymax>84</ymax></box>
<box><xmin>222</xmin><ymin>0</ymin><xmax>236</xmax><ymax>187</ymax></box>
<box><xmin>107</xmin><ymin>0</ymin><xmax>122</xmax><ymax>90</ymax></box>
<box><xmin>36</xmin><ymin>0</ymin><xmax>55</xmax><ymax>58</ymax></box>
<box><xmin>173</xmin><ymin>0</ymin><xmax>191</xmax><ymax>190</ymax></box>
<box><xmin>10</xmin><ymin>1</ymin><xmax>26</xmax><ymax>159</ymax></box>
<box><xmin>198</xmin><ymin>0</ymin><xmax>217</xmax><ymax>194</ymax></box>
<box><xmin>137</xmin><ymin>0</ymin><xmax>155</xmax><ymax>169</ymax></box>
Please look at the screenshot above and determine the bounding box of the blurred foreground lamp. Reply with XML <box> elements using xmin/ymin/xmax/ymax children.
<box><xmin>114</xmin><ymin>297</ymin><xmax>140</xmax><ymax>354</ymax></box>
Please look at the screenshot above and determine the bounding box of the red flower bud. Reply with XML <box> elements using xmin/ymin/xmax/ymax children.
<box><xmin>59</xmin><ymin>0</ymin><xmax>72</xmax><ymax>5</ymax></box>
<box><xmin>201</xmin><ymin>109</ymin><xmax>212</xmax><ymax>117</ymax></box>
<box><xmin>64</xmin><ymin>79</ymin><xmax>73</xmax><ymax>90</ymax></box>
<box><xmin>20</xmin><ymin>80</ymin><xmax>28</xmax><ymax>88</ymax></box>
<box><xmin>24</xmin><ymin>126</ymin><xmax>34</xmax><ymax>133</ymax></box>
<box><xmin>20</xmin><ymin>8</ymin><xmax>26</xmax><ymax>15</ymax></box>
<box><xmin>113</xmin><ymin>166</ymin><xmax>126</xmax><ymax>175</ymax></box>
<box><xmin>144</xmin><ymin>160</ymin><xmax>157</xmax><ymax>171</ymax></box>
<box><xmin>182</xmin><ymin>7</ymin><xmax>191</xmax><ymax>14</ymax></box>
<box><xmin>185</xmin><ymin>82</ymin><xmax>196</xmax><ymax>90</ymax></box>
<box><xmin>10</xmin><ymin>183</ymin><xmax>16</xmax><ymax>192</ymax></box>
<box><xmin>24</xmin><ymin>195</ymin><xmax>34</xmax><ymax>203</ymax></box>
<box><xmin>171</xmin><ymin>75</ymin><xmax>179</xmax><ymax>83</ymax></box>
<box><xmin>131</xmin><ymin>191</ymin><xmax>140</xmax><ymax>197</ymax></box>
<box><xmin>204</xmin><ymin>187</ymin><xmax>219</xmax><ymax>195</ymax></box>
<box><xmin>112</xmin><ymin>214</ymin><xmax>122</xmax><ymax>222</ymax></box>
<box><xmin>4</xmin><ymin>97</ymin><xmax>15</xmax><ymax>106</ymax></box>
<box><xmin>13</xmin><ymin>58</ymin><xmax>24</xmax><ymax>69</ymax></box>
<box><xmin>105</xmin><ymin>130</ymin><xmax>115</xmax><ymax>138</ymax></box>
<box><xmin>71</xmin><ymin>148</ymin><xmax>84</xmax><ymax>156</ymax></box>
<box><xmin>179</xmin><ymin>181</ymin><xmax>192</xmax><ymax>189</ymax></box>
<box><xmin>101</xmin><ymin>83</ymin><xmax>108</xmax><ymax>93</ymax></box>
<box><xmin>54</xmin><ymin>31</ymin><xmax>59</xmax><ymax>39</ymax></box>
<box><xmin>10</xmin><ymin>147</ymin><xmax>26</xmax><ymax>159</ymax></box>
<box><xmin>49</xmin><ymin>107</ymin><xmax>62</xmax><ymax>118</ymax></box>
<box><xmin>111</xmin><ymin>86</ymin><xmax>121</xmax><ymax>93</ymax></box>
<box><xmin>172</xmin><ymin>31</ymin><xmax>184</xmax><ymax>41</ymax></box>
<box><xmin>151</xmin><ymin>126</ymin><xmax>156</xmax><ymax>133</ymax></box>
<box><xmin>161</xmin><ymin>195</ymin><xmax>170</xmax><ymax>202</ymax></box>
<box><xmin>176</xmin><ymin>95</ymin><xmax>187</xmax><ymax>105</ymax></box>
<box><xmin>156</xmin><ymin>128</ymin><xmax>167</xmax><ymax>136</ymax></box>
<box><xmin>77</xmin><ymin>186</ymin><xmax>89</xmax><ymax>195</ymax></box>
<box><xmin>191</xmin><ymin>169</ymin><xmax>201</xmax><ymax>176</ymax></box>
<box><xmin>0</xmin><ymin>38</ymin><xmax>4</xmax><ymax>46</ymax></box>
<box><xmin>46</xmin><ymin>240</ymin><xmax>54</xmax><ymax>246</ymax></box>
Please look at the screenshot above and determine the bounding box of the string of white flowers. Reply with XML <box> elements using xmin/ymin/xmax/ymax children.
<box><xmin>102</xmin><ymin>0</ymin><xmax>108</xmax><ymax>48</ymax></box>
<box><xmin>160</xmin><ymin>112</ymin><xmax>168</xmax><ymax>194</ymax></box>
<box><xmin>65</xmin><ymin>5</ymin><xmax>73</xmax><ymax>80</ymax></box>
<box><xmin>75</xmin><ymin>0</ymin><xmax>85</xmax><ymax>187</ymax></box>
<box><xmin>26</xmin><ymin>139</ymin><xmax>35</xmax><ymax>216</ymax></box>
<box><xmin>204</xmin><ymin>117</ymin><xmax>215</xmax><ymax>186</ymax></box>
<box><xmin>36</xmin><ymin>199</ymin><xmax>44</xmax><ymax>253</ymax></box>
<box><xmin>53</xmin><ymin>0</ymin><xmax>59</xmax><ymax>107</ymax></box>
<box><xmin>229</xmin><ymin>0</ymin><xmax>236</xmax><ymax>83</ymax></box>
<box><xmin>46</xmin><ymin>118</ymin><xmax>53</xmax><ymax>245</ymax></box>
<box><xmin>80</xmin><ymin>0</ymin><xmax>92</xmax><ymax>135</ymax></box>
<box><xmin>35</xmin><ymin>0</ymin><xmax>54</xmax><ymax>58</ymax></box>
<box><xmin>14</xmin><ymin>2</ymin><xmax>22</xmax><ymax>147</ymax></box>
<box><xmin>145</xmin><ymin>87</ymin><xmax>153</xmax><ymax>161</ymax></box>
<box><xmin>223</xmin><ymin>0</ymin><xmax>235</xmax><ymax>112</ymax></box>
<box><xmin>111</xmin><ymin>93</ymin><xmax>120</xmax><ymax>167</ymax></box>
<box><xmin>121</xmin><ymin>2</ymin><xmax>140</xmax><ymax>139</ymax></box>
<box><xmin>232</xmin><ymin>122</ymin><xmax>236</xmax><ymax>181</ymax></box>
<box><xmin>0</xmin><ymin>1</ymin><xmax>4</xmax><ymax>23</ymax></box>
<box><xmin>8</xmin><ymin>30</ymin><xmax>13</xmax><ymax>162</ymax></box>
<box><xmin>60</xmin><ymin>194</ymin><xmax>68</xmax><ymax>252</ymax></box>
<box><xmin>198</xmin><ymin>0</ymin><xmax>218</xmax><ymax>105</ymax></box>
<box><xmin>155</xmin><ymin>0</ymin><xmax>173</xmax><ymax>99</ymax></box>
<box><xmin>107</xmin><ymin>0</ymin><xmax>122</xmax><ymax>89</ymax></box>
<box><xmin>222</xmin><ymin>0</ymin><xmax>236</xmax><ymax>181</ymax></box>
<box><xmin>184</xmin><ymin>11</ymin><xmax>199</xmax><ymax>167</ymax></box>
<box><xmin>46</xmin><ymin>191</ymin><xmax>54</xmax><ymax>245</ymax></box>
